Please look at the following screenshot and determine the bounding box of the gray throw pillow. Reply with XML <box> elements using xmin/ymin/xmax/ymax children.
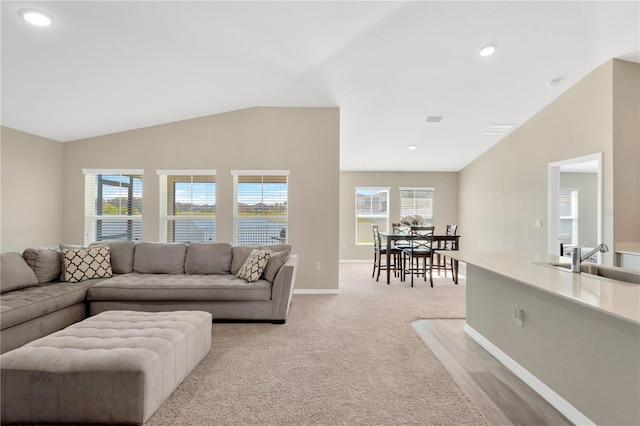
<box><xmin>262</xmin><ymin>250</ymin><xmax>291</xmax><ymax>283</ymax></box>
<box><xmin>1</xmin><ymin>252</ymin><xmax>39</xmax><ymax>293</ymax></box>
<box><xmin>22</xmin><ymin>247</ymin><xmax>61</xmax><ymax>283</ymax></box>
<box><xmin>185</xmin><ymin>242</ymin><xmax>233</xmax><ymax>274</ymax></box>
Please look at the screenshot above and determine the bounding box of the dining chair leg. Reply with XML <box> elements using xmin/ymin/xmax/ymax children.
<box><xmin>429</xmin><ymin>256</ymin><xmax>434</xmax><ymax>287</ymax></box>
<box><xmin>372</xmin><ymin>252</ymin><xmax>377</xmax><ymax>278</ymax></box>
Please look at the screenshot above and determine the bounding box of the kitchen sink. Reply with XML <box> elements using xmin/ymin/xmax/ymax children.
<box><xmin>538</xmin><ymin>262</ymin><xmax>640</xmax><ymax>284</ymax></box>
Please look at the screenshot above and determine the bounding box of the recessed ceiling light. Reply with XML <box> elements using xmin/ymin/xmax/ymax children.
<box><xmin>479</xmin><ymin>44</ymin><xmax>496</xmax><ymax>57</ymax></box>
<box><xmin>19</xmin><ymin>9</ymin><xmax>53</xmax><ymax>27</ymax></box>
<box><xmin>547</xmin><ymin>78</ymin><xmax>561</xmax><ymax>87</ymax></box>
<box><xmin>408</xmin><ymin>145</ymin><xmax>418</xmax><ymax>150</ymax></box>
<box><xmin>425</xmin><ymin>116</ymin><xmax>443</xmax><ymax>123</ymax></box>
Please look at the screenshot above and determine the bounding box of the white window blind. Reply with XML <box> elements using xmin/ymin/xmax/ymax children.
<box><xmin>399</xmin><ymin>187</ymin><xmax>434</xmax><ymax>225</ymax></box>
<box><xmin>83</xmin><ymin>170</ymin><xmax>143</xmax><ymax>245</ymax></box>
<box><xmin>559</xmin><ymin>188</ymin><xmax>579</xmax><ymax>246</ymax></box>
<box><xmin>355</xmin><ymin>187</ymin><xmax>389</xmax><ymax>245</ymax></box>
<box><xmin>232</xmin><ymin>171</ymin><xmax>288</xmax><ymax>245</ymax></box>
<box><xmin>158</xmin><ymin>170</ymin><xmax>216</xmax><ymax>243</ymax></box>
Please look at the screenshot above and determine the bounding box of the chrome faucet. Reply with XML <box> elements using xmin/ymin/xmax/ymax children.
<box><xmin>571</xmin><ymin>244</ymin><xmax>609</xmax><ymax>273</ymax></box>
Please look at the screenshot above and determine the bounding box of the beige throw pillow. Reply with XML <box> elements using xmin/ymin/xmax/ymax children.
<box><xmin>236</xmin><ymin>249</ymin><xmax>270</xmax><ymax>283</ymax></box>
<box><xmin>61</xmin><ymin>247</ymin><xmax>113</xmax><ymax>283</ymax></box>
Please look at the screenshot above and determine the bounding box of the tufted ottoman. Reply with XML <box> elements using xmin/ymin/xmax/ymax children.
<box><xmin>0</xmin><ymin>310</ymin><xmax>212</xmax><ymax>425</ymax></box>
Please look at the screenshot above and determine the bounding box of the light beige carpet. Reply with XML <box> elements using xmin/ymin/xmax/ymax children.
<box><xmin>148</xmin><ymin>262</ymin><xmax>488</xmax><ymax>425</ymax></box>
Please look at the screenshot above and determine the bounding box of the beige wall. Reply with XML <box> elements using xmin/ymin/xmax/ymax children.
<box><xmin>612</xmin><ymin>59</ymin><xmax>640</xmax><ymax>246</ymax></box>
<box><xmin>1</xmin><ymin>126</ymin><xmax>64</xmax><ymax>252</ymax></box>
<box><xmin>61</xmin><ymin>107</ymin><xmax>340</xmax><ymax>291</ymax></box>
<box><xmin>340</xmin><ymin>171</ymin><xmax>458</xmax><ymax>259</ymax></box>
<box><xmin>459</xmin><ymin>60</ymin><xmax>636</xmax><ymax>264</ymax></box>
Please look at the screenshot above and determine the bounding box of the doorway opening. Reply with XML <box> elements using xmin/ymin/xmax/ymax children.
<box><xmin>548</xmin><ymin>153</ymin><xmax>602</xmax><ymax>261</ymax></box>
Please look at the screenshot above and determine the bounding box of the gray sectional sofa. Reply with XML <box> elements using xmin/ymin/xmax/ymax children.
<box><xmin>0</xmin><ymin>241</ymin><xmax>298</xmax><ymax>354</ymax></box>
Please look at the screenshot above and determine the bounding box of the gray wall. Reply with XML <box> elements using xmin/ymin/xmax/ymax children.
<box><xmin>459</xmin><ymin>59</ymin><xmax>640</xmax><ymax>264</ymax></box>
<box><xmin>466</xmin><ymin>265</ymin><xmax>639</xmax><ymax>425</ymax></box>
<box><xmin>340</xmin><ymin>171</ymin><xmax>458</xmax><ymax>260</ymax></box>
<box><xmin>1</xmin><ymin>127</ymin><xmax>63</xmax><ymax>252</ymax></box>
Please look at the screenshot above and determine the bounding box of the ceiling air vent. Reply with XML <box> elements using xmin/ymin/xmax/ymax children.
<box><xmin>425</xmin><ymin>116</ymin><xmax>443</xmax><ymax>123</ymax></box>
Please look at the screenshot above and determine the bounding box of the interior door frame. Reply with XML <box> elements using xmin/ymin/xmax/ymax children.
<box><xmin>547</xmin><ymin>152</ymin><xmax>603</xmax><ymax>256</ymax></box>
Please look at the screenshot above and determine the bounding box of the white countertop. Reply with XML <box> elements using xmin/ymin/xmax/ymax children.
<box><xmin>616</xmin><ymin>242</ymin><xmax>640</xmax><ymax>256</ymax></box>
<box><xmin>448</xmin><ymin>250</ymin><xmax>640</xmax><ymax>325</ymax></box>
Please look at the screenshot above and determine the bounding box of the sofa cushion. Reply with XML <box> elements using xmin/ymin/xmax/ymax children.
<box><xmin>0</xmin><ymin>253</ymin><xmax>39</xmax><ymax>294</ymax></box>
<box><xmin>89</xmin><ymin>240</ymin><xmax>137</xmax><ymax>273</ymax></box>
<box><xmin>262</xmin><ymin>250</ymin><xmax>291</xmax><ymax>283</ymax></box>
<box><xmin>22</xmin><ymin>247</ymin><xmax>61</xmax><ymax>284</ymax></box>
<box><xmin>134</xmin><ymin>242</ymin><xmax>188</xmax><ymax>274</ymax></box>
<box><xmin>236</xmin><ymin>249</ymin><xmax>270</xmax><ymax>283</ymax></box>
<box><xmin>87</xmin><ymin>273</ymin><xmax>272</xmax><ymax>302</ymax></box>
<box><xmin>184</xmin><ymin>242</ymin><xmax>233</xmax><ymax>274</ymax></box>
<box><xmin>231</xmin><ymin>244</ymin><xmax>292</xmax><ymax>274</ymax></box>
<box><xmin>0</xmin><ymin>279</ymin><xmax>105</xmax><ymax>330</ymax></box>
<box><xmin>61</xmin><ymin>247</ymin><xmax>113</xmax><ymax>283</ymax></box>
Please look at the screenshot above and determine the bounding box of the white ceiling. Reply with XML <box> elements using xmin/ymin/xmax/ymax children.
<box><xmin>2</xmin><ymin>1</ymin><xmax>639</xmax><ymax>171</ymax></box>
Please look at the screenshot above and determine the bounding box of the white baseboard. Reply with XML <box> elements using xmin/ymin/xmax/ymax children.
<box><xmin>293</xmin><ymin>289</ymin><xmax>340</xmax><ymax>295</ymax></box>
<box><xmin>339</xmin><ymin>259</ymin><xmax>369</xmax><ymax>263</ymax></box>
<box><xmin>463</xmin><ymin>324</ymin><xmax>595</xmax><ymax>426</ymax></box>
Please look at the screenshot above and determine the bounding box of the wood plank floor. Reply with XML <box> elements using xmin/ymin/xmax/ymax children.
<box><xmin>412</xmin><ymin>319</ymin><xmax>573</xmax><ymax>426</ymax></box>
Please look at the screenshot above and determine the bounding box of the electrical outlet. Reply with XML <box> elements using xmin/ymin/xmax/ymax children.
<box><xmin>315</xmin><ymin>262</ymin><xmax>321</xmax><ymax>271</ymax></box>
<box><xmin>535</xmin><ymin>219</ymin><xmax>542</xmax><ymax>228</ymax></box>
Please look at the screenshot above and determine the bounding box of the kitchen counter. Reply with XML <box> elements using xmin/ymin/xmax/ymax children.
<box><xmin>449</xmin><ymin>250</ymin><xmax>640</xmax><ymax>425</ymax></box>
<box><xmin>448</xmin><ymin>250</ymin><xmax>640</xmax><ymax>324</ymax></box>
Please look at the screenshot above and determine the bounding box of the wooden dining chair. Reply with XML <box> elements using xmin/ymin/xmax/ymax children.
<box><xmin>371</xmin><ymin>224</ymin><xmax>401</xmax><ymax>282</ymax></box>
<box><xmin>435</xmin><ymin>224</ymin><xmax>458</xmax><ymax>280</ymax></box>
<box><xmin>402</xmin><ymin>226</ymin><xmax>435</xmax><ymax>287</ymax></box>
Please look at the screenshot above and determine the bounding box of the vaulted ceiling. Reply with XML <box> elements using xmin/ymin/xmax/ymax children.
<box><xmin>2</xmin><ymin>1</ymin><xmax>638</xmax><ymax>171</ymax></box>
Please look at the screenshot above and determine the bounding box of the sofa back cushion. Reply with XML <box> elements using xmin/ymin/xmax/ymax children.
<box><xmin>231</xmin><ymin>244</ymin><xmax>292</xmax><ymax>275</ymax></box>
<box><xmin>134</xmin><ymin>242</ymin><xmax>188</xmax><ymax>274</ymax></box>
<box><xmin>22</xmin><ymin>247</ymin><xmax>61</xmax><ymax>283</ymax></box>
<box><xmin>1</xmin><ymin>253</ymin><xmax>39</xmax><ymax>293</ymax></box>
<box><xmin>89</xmin><ymin>240</ymin><xmax>137</xmax><ymax>274</ymax></box>
<box><xmin>184</xmin><ymin>242</ymin><xmax>233</xmax><ymax>274</ymax></box>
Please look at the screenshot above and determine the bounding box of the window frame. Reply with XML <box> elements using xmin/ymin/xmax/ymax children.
<box><xmin>231</xmin><ymin>170</ymin><xmax>289</xmax><ymax>245</ymax></box>
<box><xmin>157</xmin><ymin>170</ymin><xmax>217</xmax><ymax>243</ymax></box>
<box><xmin>355</xmin><ymin>187</ymin><xmax>390</xmax><ymax>245</ymax></box>
<box><xmin>83</xmin><ymin>169</ymin><xmax>143</xmax><ymax>245</ymax></box>
<box><xmin>399</xmin><ymin>187</ymin><xmax>435</xmax><ymax>226</ymax></box>
<box><xmin>559</xmin><ymin>188</ymin><xmax>579</xmax><ymax>246</ymax></box>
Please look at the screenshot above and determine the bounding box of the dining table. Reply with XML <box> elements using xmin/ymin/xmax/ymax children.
<box><xmin>379</xmin><ymin>231</ymin><xmax>461</xmax><ymax>285</ymax></box>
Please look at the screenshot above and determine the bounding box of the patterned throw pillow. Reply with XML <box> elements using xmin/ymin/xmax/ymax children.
<box><xmin>61</xmin><ymin>247</ymin><xmax>113</xmax><ymax>283</ymax></box>
<box><xmin>236</xmin><ymin>249</ymin><xmax>270</xmax><ymax>283</ymax></box>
